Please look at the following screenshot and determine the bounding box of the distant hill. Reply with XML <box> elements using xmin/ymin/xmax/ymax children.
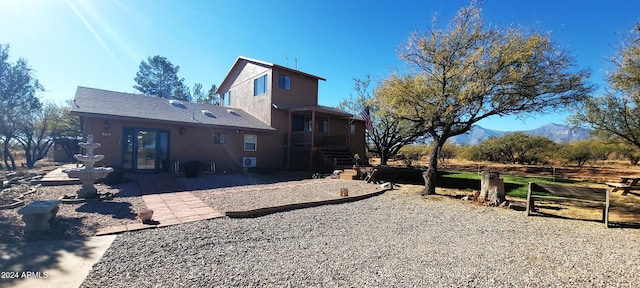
<box><xmin>449</xmin><ymin>123</ymin><xmax>591</xmax><ymax>145</ymax></box>
<box><xmin>522</xmin><ymin>123</ymin><xmax>592</xmax><ymax>143</ymax></box>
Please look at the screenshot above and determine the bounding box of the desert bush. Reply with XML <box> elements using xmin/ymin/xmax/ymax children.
<box><xmin>397</xmin><ymin>144</ymin><xmax>429</xmax><ymax>161</ymax></box>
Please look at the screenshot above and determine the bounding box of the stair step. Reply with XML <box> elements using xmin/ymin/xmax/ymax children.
<box><xmin>341</xmin><ymin>169</ymin><xmax>357</xmax><ymax>175</ymax></box>
<box><xmin>320</xmin><ymin>148</ymin><xmax>355</xmax><ymax>171</ymax></box>
<box><xmin>340</xmin><ymin>174</ymin><xmax>358</xmax><ymax>180</ymax></box>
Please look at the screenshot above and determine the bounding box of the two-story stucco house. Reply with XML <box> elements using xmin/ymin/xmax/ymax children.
<box><xmin>70</xmin><ymin>56</ymin><xmax>366</xmax><ymax>173</ymax></box>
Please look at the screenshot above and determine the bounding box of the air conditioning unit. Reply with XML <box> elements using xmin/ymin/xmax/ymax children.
<box><xmin>242</xmin><ymin>157</ymin><xmax>257</xmax><ymax>168</ymax></box>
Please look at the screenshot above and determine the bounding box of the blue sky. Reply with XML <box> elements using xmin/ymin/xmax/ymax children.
<box><xmin>1</xmin><ymin>0</ymin><xmax>638</xmax><ymax>131</ymax></box>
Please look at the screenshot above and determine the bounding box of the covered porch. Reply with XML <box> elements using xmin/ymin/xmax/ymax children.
<box><xmin>277</xmin><ymin>105</ymin><xmax>366</xmax><ymax>172</ymax></box>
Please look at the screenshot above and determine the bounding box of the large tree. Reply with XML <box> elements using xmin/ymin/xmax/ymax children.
<box><xmin>206</xmin><ymin>84</ymin><xmax>220</xmax><ymax>105</ymax></box>
<box><xmin>15</xmin><ymin>103</ymin><xmax>61</xmax><ymax>168</ymax></box>
<box><xmin>51</xmin><ymin>100</ymin><xmax>83</xmax><ymax>161</ymax></box>
<box><xmin>0</xmin><ymin>44</ymin><xmax>43</xmax><ymax>170</ymax></box>
<box><xmin>570</xmin><ymin>24</ymin><xmax>640</xmax><ymax>149</ymax></box>
<box><xmin>378</xmin><ymin>1</ymin><xmax>592</xmax><ymax>195</ymax></box>
<box><xmin>133</xmin><ymin>55</ymin><xmax>190</xmax><ymax>101</ymax></box>
<box><xmin>192</xmin><ymin>83</ymin><xmax>220</xmax><ymax>105</ymax></box>
<box><xmin>339</xmin><ymin>76</ymin><xmax>418</xmax><ymax>165</ymax></box>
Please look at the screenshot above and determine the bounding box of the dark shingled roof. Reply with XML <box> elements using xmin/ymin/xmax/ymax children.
<box><xmin>72</xmin><ymin>87</ymin><xmax>275</xmax><ymax>131</ymax></box>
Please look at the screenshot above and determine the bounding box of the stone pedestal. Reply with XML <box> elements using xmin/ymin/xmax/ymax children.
<box><xmin>18</xmin><ymin>200</ymin><xmax>61</xmax><ymax>231</ymax></box>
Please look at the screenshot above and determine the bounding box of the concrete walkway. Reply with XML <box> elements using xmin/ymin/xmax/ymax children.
<box><xmin>2</xmin><ymin>172</ymin><xmax>225</xmax><ymax>288</ymax></box>
<box><xmin>39</xmin><ymin>164</ymin><xmax>80</xmax><ymax>186</ymax></box>
<box><xmin>0</xmin><ymin>235</ymin><xmax>117</xmax><ymax>288</ymax></box>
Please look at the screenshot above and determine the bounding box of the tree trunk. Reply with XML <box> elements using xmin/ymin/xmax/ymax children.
<box><xmin>380</xmin><ymin>150</ymin><xmax>389</xmax><ymax>166</ymax></box>
<box><xmin>422</xmin><ymin>141</ymin><xmax>441</xmax><ymax>195</ymax></box>
<box><xmin>22</xmin><ymin>141</ymin><xmax>33</xmax><ymax>169</ymax></box>
<box><xmin>2</xmin><ymin>140</ymin><xmax>16</xmax><ymax>170</ymax></box>
<box><xmin>478</xmin><ymin>171</ymin><xmax>505</xmax><ymax>206</ymax></box>
<box><xmin>1</xmin><ymin>147</ymin><xmax>7</xmax><ymax>170</ymax></box>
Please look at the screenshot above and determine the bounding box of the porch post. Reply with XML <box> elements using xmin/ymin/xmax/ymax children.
<box><xmin>309</xmin><ymin>110</ymin><xmax>316</xmax><ymax>171</ymax></box>
<box><xmin>287</xmin><ymin>110</ymin><xmax>291</xmax><ymax>169</ymax></box>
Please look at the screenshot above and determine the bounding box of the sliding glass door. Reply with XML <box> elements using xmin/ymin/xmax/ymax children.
<box><xmin>122</xmin><ymin>128</ymin><xmax>170</xmax><ymax>172</ymax></box>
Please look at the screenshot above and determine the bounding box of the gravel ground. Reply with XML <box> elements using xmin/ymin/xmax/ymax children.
<box><xmin>0</xmin><ymin>182</ymin><xmax>146</xmax><ymax>243</ymax></box>
<box><xmin>185</xmin><ymin>176</ymin><xmax>381</xmax><ymax>212</ymax></box>
<box><xmin>82</xmin><ymin>185</ymin><xmax>640</xmax><ymax>287</ymax></box>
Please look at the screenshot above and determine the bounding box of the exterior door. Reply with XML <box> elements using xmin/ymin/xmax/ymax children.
<box><xmin>122</xmin><ymin>128</ymin><xmax>170</xmax><ymax>172</ymax></box>
<box><xmin>136</xmin><ymin>129</ymin><xmax>156</xmax><ymax>170</ymax></box>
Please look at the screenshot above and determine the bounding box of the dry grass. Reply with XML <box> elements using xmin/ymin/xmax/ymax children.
<box><xmin>373</xmin><ymin>158</ymin><xmax>640</xmax><ymax>226</ymax></box>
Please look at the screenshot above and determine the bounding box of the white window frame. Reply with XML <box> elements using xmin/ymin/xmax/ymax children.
<box><xmin>244</xmin><ymin>134</ymin><xmax>257</xmax><ymax>151</ymax></box>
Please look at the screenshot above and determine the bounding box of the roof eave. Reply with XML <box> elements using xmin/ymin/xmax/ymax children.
<box><xmin>71</xmin><ymin>111</ymin><xmax>276</xmax><ymax>132</ymax></box>
<box><xmin>273</xmin><ymin>105</ymin><xmax>353</xmax><ymax>118</ymax></box>
<box><xmin>216</xmin><ymin>56</ymin><xmax>326</xmax><ymax>94</ymax></box>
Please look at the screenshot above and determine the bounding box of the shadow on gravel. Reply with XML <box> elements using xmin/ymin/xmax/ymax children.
<box><xmin>76</xmin><ymin>202</ymin><xmax>136</xmax><ymax>220</ymax></box>
<box><xmin>610</xmin><ymin>222</ymin><xmax>640</xmax><ymax>229</ymax></box>
<box><xmin>529</xmin><ymin>209</ymin><xmax>640</xmax><ymax>229</ymax></box>
<box><xmin>527</xmin><ymin>212</ymin><xmax>607</xmax><ymax>225</ymax></box>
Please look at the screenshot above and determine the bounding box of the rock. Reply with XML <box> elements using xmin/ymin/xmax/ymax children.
<box><xmin>379</xmin><ymin>182</ymin><xmax>393</xmax><ymax>190</ymax></box>
<box><xmin>138</xmin><ymin>209</ymin><xmax>154</xmax><ymax>222</ymax></box>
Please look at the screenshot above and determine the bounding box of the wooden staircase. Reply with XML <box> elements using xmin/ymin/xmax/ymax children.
<box><xmin>320</xmin><ymin>148</ymin><xmax>353</xmax><ymax>167</ymax></box>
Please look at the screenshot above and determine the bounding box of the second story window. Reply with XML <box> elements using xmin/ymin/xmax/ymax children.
<box><xmin>278</xmin><ymin>74</ymin><xmax>290</xmax><ymax>90</ymax></box>
<box><xmin>254</xmin><ymin>74</ymin><xmax>267</xmax><ymax>96</ymax></box>
<box><xmin>292</xmin><ymin>115</ymin><xmax>312</xmax><ymax>132</ymax></box>
<box><xmin>223</xmin><ymin>91</ymin><xmax>231</xmax><ymax>106</ymax></box>
<box><xmin>319</xmin><ymin>119</ymin><xmax>328</xmax><ymax>132</ymax></box>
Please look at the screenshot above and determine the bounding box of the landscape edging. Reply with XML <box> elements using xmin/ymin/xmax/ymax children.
<box><xmin>225</xmin><ymin>188</ymin><xmax>390</xmax><ymax>218</ymax></box>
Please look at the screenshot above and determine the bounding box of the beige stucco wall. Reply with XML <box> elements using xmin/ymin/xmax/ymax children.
<box><xmin>223</xmin><ymin>61</ymin><xmax>273</xmax><ymax>125</ymax></box>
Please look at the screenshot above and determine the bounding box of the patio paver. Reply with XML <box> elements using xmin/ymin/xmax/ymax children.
<box><xmin>96</xmin><ymin>174</ymin><xmax>224</xmax><ymax>236</ymax></box>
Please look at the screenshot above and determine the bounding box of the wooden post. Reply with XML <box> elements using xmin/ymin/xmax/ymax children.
<box><xmin>479</xmin><ymin>171</ymin><xmax>505</xmax><ymax>206</ymax></box>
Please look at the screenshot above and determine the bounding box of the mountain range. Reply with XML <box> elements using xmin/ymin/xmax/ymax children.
<box><xmin>449</xmin><ymin>123</ymin><xmax>592</xmax><ymax>145</ymax></box>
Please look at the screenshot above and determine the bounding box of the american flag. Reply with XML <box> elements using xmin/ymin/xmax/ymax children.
<box><xmin>360</xmin><ymin>107</ymin><xmax>373</xmax><ymax>131</ymax></box>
